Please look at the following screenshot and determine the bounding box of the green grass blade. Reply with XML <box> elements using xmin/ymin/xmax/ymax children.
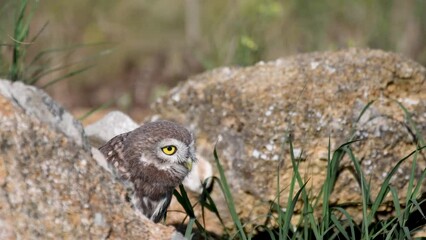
<box><xmin>322</xmin><ymin>137</ymin><xmax>343</xmax><ymax>235</ymax></box>
<box><xmin>345</xmin><ymin>147</ymin><xmax>370</xmax><ymax>239</ymax></box>
<box><xmin>371</xmin><ymin>217</ymin><xmax>399</xmax><ymax>238</ymax></box>
<box><xmin>368</xmin><ymin>156</ymin><xmax>407</xmax><ymax>223</ymax></box>
<box><xmin>412</xmin><ymin>168</ymin><xmax>426</xmax><ymax>200</ymax></box>
<box><xmin>282</xmin><ymin>181</ymin><xmax>308</xmax><ymax>240</ymax></box>
<box><xmin>389</xmin><ymin>186</ymin><xmax>403</xmax><ymax>227</ymax></box>
<box><xmin>288</xmin><ymin>138</ymin><xmax>320</xmax><ymax>239</ymax></box>
<box><xmin>327</xmin><ymin>139</ymin><xmax>362</xmax><ymax>193</ymax></box>
<box><xmin>280</xmin><ymin>137</ymin><xmax>296</xmax><ymax>240</ymax></box>
<box><xmin>393</xmin><ymin>99</ymin><xmax>425</xmax><ymax>147</ymax></box>
<box><xmin>330</xmin><ymin>214</ymin><xmax>350</xmax><ymax>240</ymax></box>
<box><xmin>402</xmin><ymin>226</ymin><xmax>412</xmax><ymax>240</ymax></box>
<box><xmin>10</xmin><ymin>0</ymin><xmax>29</xmax><ymax>81</ymax></box>
<box><xmin>200</xmin><ymin>177</ymin><xmax>230</xmax><ymax>236</ymax></box>
<box><xmin>332</xmin><ymin>207</ymin><xmax>357</xmax><ymax>240</ymax></box>
<box><xmin>320</xmin><ymin>139</ymin><xmax>357</xmax><ymax>237</ymax></box>
<box><xmin>27</xmin><ymin>42</ymin><xmax>112</xmax><ymax>69</ymax></box>
<box><xmin>410</xmin><ymin>198</ymin><xmax>426</xmax><ymax>219</ymax></box>
<box><xmin>174</xmin><ymin>185</ymin><xmax>214</xmax><ymax>238</ymax></box>
<box><xmin>173</xmin><ymin>185</ymin><xmax>195</xmax><ymax>218</ymax></box>
<box><xmin>384</xmin><ymin>224</ymin><xmax>398</xmax><ymax>240</ymax></box>
<box><xmin>185</xmin><ymin>218</ymin><xmax>196</xmax><ymax>239</ymax></box>
<box><xmin>213</xmin><ymin>147</ymin><xmax>247</xmax><ymax>240</ymax></box>
<box><xmin>406</xmin><ymin>149</ymin><xmax>418</xmax><ymax>206</ymax></box>
<box><xmin>11</xmin><ymin>0</ymin><xmax>39</xmax><ymax>82</ymax></box>
<box><xmin>28</xmin><ymin>21</ymin><xmax>49</xmax><ymax>43</ymax></box>
<box><xmin>31</xmin><ymin>48</ymin><xmax>111</xmax><ymax>84</ymax></box>
<box><xmin>349</xmin><ymin>100</ymin><xmax>375</xmax><ymax>141</ymax></box>
<box><xmin>41</xmin><ymin>64</ymin><xmax>95</xmax><ymax>88</ymax></box>
<box><xmin>277</xmin><ymin>136</ymin><xmax>300</xmax><ymax>240</ymax></box>
<box><xmin>277</xmin><ymin>135</ymin><xmax>284</xmax><ymax>240</ymax></box>
<box><xmin>15</xmin><ymin>0</ymin><xmax>30</xmax><ymax>40</ymax></box>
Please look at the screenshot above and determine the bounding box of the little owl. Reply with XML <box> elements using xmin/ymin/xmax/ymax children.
<box><xmin>99</xmin><ymin>120</ymin><xmax>196</xmax><ymax>223</ymax></box>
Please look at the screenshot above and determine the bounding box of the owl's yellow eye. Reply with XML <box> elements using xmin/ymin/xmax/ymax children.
<box><xmin>162</xmin><ymin>145</ymin><xmax>177</xmax><ymax>155</ymax></box>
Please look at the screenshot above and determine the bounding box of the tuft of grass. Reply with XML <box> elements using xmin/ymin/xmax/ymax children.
<box><xmin>1</xmin><ymin>1</ymin><xmax>112</xmax><ymax>86</ymax></box>
<box><xmin>213</xmin><ymin>147</ymin><xmax>248</xmax><ymax>240</ymax></box>
<box><xmin>174</xmin><ymin>146</ymin><xmax>425</xmax><ymax>239</ymax></box>
<box><xmin>172</xmin><ymin>100</ymin><xmax>426</xmax><ymax>240</ymax></box>
<box><xmin>8</xmin><ymin>0</ymin><xmax>37</xmax><ymax>82</ymax></box>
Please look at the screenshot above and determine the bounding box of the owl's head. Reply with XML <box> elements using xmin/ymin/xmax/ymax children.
<box><xmin>128</xmin><ymin>120</ymin><xmax>196</xmax><ymax>176</ymax></box>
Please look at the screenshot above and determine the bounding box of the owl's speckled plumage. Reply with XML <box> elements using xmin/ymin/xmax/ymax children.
<box><xmin>99</xmin><ymin>120</ymin><xmax>196</xmax><ymax>223</ymax></box>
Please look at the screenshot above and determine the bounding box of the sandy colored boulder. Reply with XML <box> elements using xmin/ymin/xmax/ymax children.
<box><xmin>0</xmin><ymin>80</ymin><xmax>183</xmax><ymax>239</ymax></box>
<box><xmin>152</xmin><ymin>49</ymin><xmax>426</xmax><ymax>229</ymax></box>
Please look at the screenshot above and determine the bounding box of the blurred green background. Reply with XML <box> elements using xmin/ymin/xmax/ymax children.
<box><xmin>1</xmin><ymin>0</ymin><xmax>425</xmax><ymax>121</ymax></box>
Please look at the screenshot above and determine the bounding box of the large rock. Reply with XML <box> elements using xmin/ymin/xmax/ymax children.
<box><xmin>152</xmin><ymin>49</ymin><xmax>426</xmax><ymax>228</ymax></box>
<box><xmin>0</xmin><ymin>80</ymin><xmax>183</xmax><ymax>239</ymax></box>
<box><xmin>85</xmin><ymin>111</ymin><xmax>139</xmax><ymax>148</ymax></box>
<box><xmin>0</xmin><ymin>81</ymin><xmax>88</xmax><ymax>149</ymax></box>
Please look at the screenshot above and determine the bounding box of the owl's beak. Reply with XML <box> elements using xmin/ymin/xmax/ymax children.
<box><xmin>185</xmin><ymin>159</ymin><xmax>193</xmax><ymax>171</ymax></box>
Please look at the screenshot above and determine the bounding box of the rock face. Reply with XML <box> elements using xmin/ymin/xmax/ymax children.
<box><xmin>85</xmin><ymin>111</ymin><xmax>139</xmax><ymax>148</ymax></box>
<box><xmin>152</xmin><ymin>49</ymin><xmax>426</xmax><ymax>227</ymax></box>
<box><xmin>0</xmin><ymin>80</ymin><xmax>182</xmax><ymax>239</ymax></box>
<box><xmin>0</xmin><ymin>81</ymin><xmax>88</xmax><ymax>149</ymax></box>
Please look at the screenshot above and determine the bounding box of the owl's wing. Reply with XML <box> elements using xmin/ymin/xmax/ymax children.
<box><xmin>99</xmin><ymin>132</ymin><xmax>132</xmax><ymax>181</ymax></box>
